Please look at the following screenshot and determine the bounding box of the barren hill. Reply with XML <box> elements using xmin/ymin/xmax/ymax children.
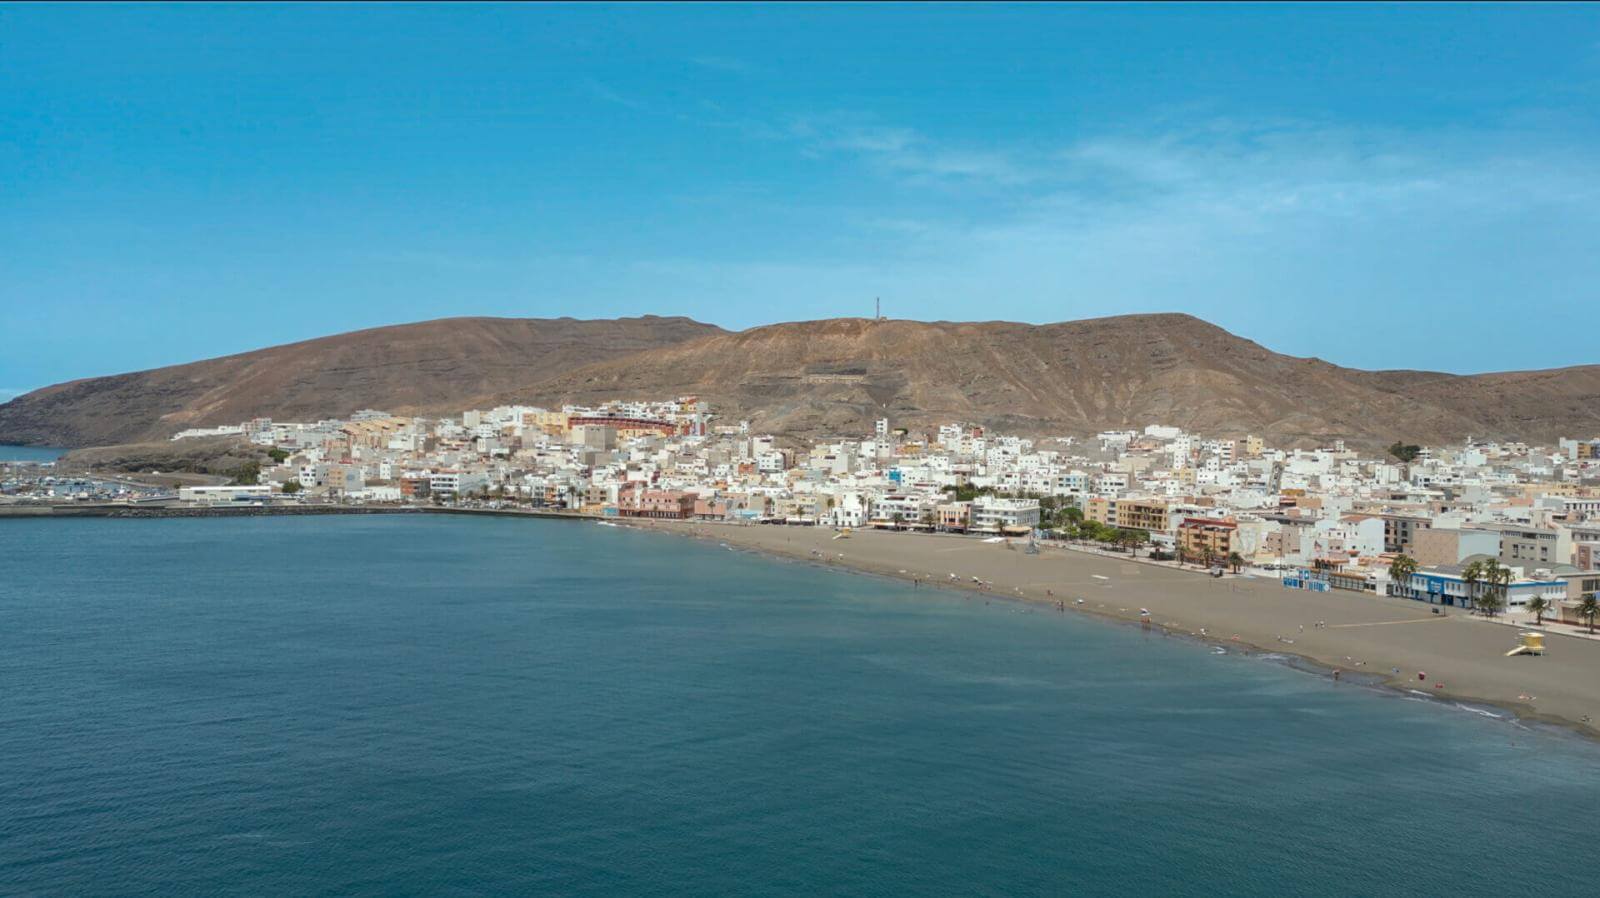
<box><xmin>0</xmin><ymin>316</ymin><xmax>724</xmax><ymax>447</ymax></box>
<box><xmin>497</xmin><ymin>314</ymin><xmax>1600</xmax><ymax>446</ymax></box>
<box><xmin>1</xmin><ymin>312</ymin><xmax>1596</xmax><ymax>449</ymax></box>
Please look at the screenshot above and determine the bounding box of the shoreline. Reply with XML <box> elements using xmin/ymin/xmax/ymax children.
<box><xmin>621</xmin><ymin>518</ymin><xmax>1600</xmax><ymax>743</ymax></box>
<box><xmin>6</xmin><ymin>504</ymin><xmax>1598</xmax><ymax>742</ymax></box>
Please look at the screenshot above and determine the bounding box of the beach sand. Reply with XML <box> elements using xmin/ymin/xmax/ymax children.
<box><xmin>630</xmin><ymin>520</ymin><xmax>1600</xmax><ymax>739</ymax></box>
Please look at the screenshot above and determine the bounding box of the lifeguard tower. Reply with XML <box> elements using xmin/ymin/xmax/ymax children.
<box><xmin>1505</xmin><ymin>632</ymin><xmax>1546</xmax><ymax>657</ymax></box>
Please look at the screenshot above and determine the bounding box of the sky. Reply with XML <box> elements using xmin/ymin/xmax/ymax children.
<box><xmin>3</xmin><ymin>3</ymin><xmax>1600</xmax><ymax>397</ymax></box>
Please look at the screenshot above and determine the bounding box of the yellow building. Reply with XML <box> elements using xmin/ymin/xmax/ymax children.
<box><xmin>1115</xmin><ymin>497</ymin><xmax>1169</xmax><ymax>532</ymax></box>
<box><xmin>1086</xmin><ymin>496</ymin><xmax>1116</xmax><ymax>527</ymax></box>
<box><xmin>522</xmin><ymin>410</ymin><xmax>571</xmax><ymax>437</ymax></box>
<box><xmin>1177</xmin><ymin>517</ymin><xmax>1238</xmax><ymax>563</ymax></box>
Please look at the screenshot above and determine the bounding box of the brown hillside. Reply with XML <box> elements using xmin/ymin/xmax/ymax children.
<box><xmin>491</xmin><ymin>314</ymin><xmax>1599</xmax><ymax>446</ymax></box>
<box><xmin>0</xmin><ymin>316</ymin><xmax>724</xmax><ymax>447</ymax></box>
<box><xmin>1</xmin><ymin>312</ymin><xmax>1595</xmax><ymax>449</ymax></box>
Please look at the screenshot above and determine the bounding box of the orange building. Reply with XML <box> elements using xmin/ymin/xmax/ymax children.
<box><xmin>621</xmin><ymin>489</ymin><xmax>696</xmax><ymax>519</ymax></box>
<box><xmin>1177</xmin><ymin>517</ymin><xmax>1238</xmax><ymax>564</ymax></box>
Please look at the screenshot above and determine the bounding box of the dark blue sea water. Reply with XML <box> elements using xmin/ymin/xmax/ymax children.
<box><xmin>3</xmin><ymin>516</ymin><xmax>1598</xmax><ymax>896</ymax></box>
<box><xmin>0</xmin><ymin>444</ymin><xmax>65</xmax><ymax>462</ymax></box>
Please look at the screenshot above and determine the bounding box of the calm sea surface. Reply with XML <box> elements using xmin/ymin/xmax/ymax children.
<box><xmin>0</xmin><ymin>444</ymin><xmax>65</xmax><ymax>462</ymax></box>
<box><xmin>3</xmin><ymin>516</ymin><xmax>1598</xmax><ymax>896</ymax></box>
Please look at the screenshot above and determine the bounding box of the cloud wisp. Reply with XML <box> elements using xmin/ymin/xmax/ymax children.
<box><xmin>626</xmin><ymin>110</ymin><xmax>1600</xmax><ymax>370</ymax></box>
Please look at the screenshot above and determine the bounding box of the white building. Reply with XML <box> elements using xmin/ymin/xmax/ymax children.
<box><xmin>972</xmin><ymin>497</ymin><xmax>1041</xmax><ymax>533</ymax></box>
<box><xmin>179</xmin><ymin>484</ymin><xmax>275</xmax><ymax>504</ymax></box>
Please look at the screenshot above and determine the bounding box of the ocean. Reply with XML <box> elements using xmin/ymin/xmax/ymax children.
<box><xmin>0</xmin><ymin>445</ymin><xmax>65</xmax><ymax>462</ymax></box>
<box><xmin>3</xmin><ymin>515</ymin><xmax>1597</xmax><ymax>896</ymax></box>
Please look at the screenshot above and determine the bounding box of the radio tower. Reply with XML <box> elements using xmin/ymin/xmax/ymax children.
<box><xmin>875</xmin><ymin>297</ymin><xmax>882</xmax><ymax>320</ymax></box>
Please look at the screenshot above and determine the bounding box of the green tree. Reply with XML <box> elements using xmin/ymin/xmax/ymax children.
<box><xmin>1488</xmin><ymin>562</ymin><xmax>1512</xmax><ymax>618</ymax></box>
<box><xmin>1388</xmin><ymin>442</ymin><xmax>1422</xmax><ymax>463</ymax></box>
<box><xmin>1581</xmin><ymin>594</ymin><xmax>1600</xmax><ymax>635</ymax></box>
<box><xmin>280</xmin><ymin>480</ymin><xmax>302</xmax><ymax>495</ymax></box>
<box><xmin>267</xmin><ymin>448</ymin><xmax>289</xmax><ymax>462</ymax></box>
<box><xmin>940</xmin><ymin>483</ymin><xmax>996</xmax><ymax>503</ymax></box>
<box><xmin>1525</xmin><ymin>596</ymin><xmax>1549</xmax><ymax>627</ymax></box>
<box><xmin>1118</xmin><ymin>528</ymin><xmax>1150</xmax><ymax>553</ymax></box>
<box><xmin>1463</xmin><ymin>560</ymin><xmax>1484</xmax><ymax>605</ymax></box>
<box><xmin>1388</xmin><ymin>554</ymin><xmax>1418</xmax><ymax>591</ymax></box>
<box><xmin>1473</xmin><ymin>561</ymin><xmax>1509</xmax><ymax>617</ymax></box>
<box><xmin>1227</xmin><ymin>551</ymin><xmax>1245</xmax><ymax>574</ymax></box>
<box><xmin>230</xmin><ymin>460</ymin><xmax>261</xmax><ymax>485</ymax></box>
<box><xmin>1079</xmin><ymin>520</ymin><xmax>1112</xmax><ymax>544</ymax></box>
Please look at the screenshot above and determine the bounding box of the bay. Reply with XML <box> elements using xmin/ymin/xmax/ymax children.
<box><xmin>2</xmin><ymin>516</ymin><xmax>1595</xmax><ymax>896</ymax></box>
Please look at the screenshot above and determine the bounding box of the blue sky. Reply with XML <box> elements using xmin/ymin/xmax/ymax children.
<box><xmin>3</xmin><ymin>4</ymin><xmax>1599</xmax><ymax>397</ymax></box>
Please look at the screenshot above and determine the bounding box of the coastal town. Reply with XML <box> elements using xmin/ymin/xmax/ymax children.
<box><xmin>12</xmin><ymin>397</ymin><xmax>1599</xmax><ymax>634</ymax></box>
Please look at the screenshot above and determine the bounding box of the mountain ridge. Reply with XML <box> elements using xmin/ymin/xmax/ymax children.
<box><xmin>2</xmin><ymin>312</ymin><xmax>1596</xmax><ymax>449</ymax></box>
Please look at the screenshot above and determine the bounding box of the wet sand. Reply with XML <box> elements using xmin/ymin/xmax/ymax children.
<box><xmin>631</xmin><ymin>520</ymin><xmax>1600</xmax><ymax>740</ymax></box>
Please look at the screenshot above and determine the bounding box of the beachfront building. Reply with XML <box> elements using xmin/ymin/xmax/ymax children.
<box><xmin>178</xmin><ymin>484</ymin><xmax>276</xmax><ymax>504</ymax></box>
<box><xmin>1114</xmin><ymin>497</ymin><xmax>1170</xmax><ymax>532</ymax></box>
<box><xmin>937</xmin><ymin>501</ymin><xmax>972</xmax><ymax>532</ymax></box>
<box><xmin>1392</xmin><ymin>564</ymin><xmax>1570</xmax><ymax>609</ymax></box>
<box><xmin>1177</xmin><ymin>517</ymin><xmax>1238</xmax><ymax>565</ymax></box>
<box><xmin>971</xmin><ymin>497</ymin><xmax>1040</xmax><ymax>534</ymax></box>
<box><xmin>871</xmin><ymin>493</ymin><xmax>935</xmax><ymax>528</ymax></box>
<box><xmin>620</xmin><ymin>489</ymin><xmax>696</xmax><ymax>520</ymax></box>
<box><xmin>429</xmin><ymin>470</ymin><xmax>489</xmax><ymax>497</ymax></box>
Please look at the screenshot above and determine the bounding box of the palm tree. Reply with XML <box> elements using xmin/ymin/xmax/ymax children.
<box><xmin>1462</xmin><ymin>559</ymin><xmax>1483</xmax><ymax>599</ymax></box>
<box><xmin>1581</xmin><ymin>594</ymin><xmax>1599</xmax><ymax>635</ymax></box>
<box><xmin>1388</xmin><ymin>554</ymin><xmax>1418</xmax><ymax>588</ymax></box>
<box><xmin>1125</xmin><ymin>529</ymin><xmax>1150</xmax><ymax>557</ymax></box>
<box><xmin>1478</xmin><ymin>560</ymin><xmax>1504</xmax><ymax>614</ymax></box>
<box><xmin>1472</xmin><ymin>561</ymin><xmax>1508</xmax><ymax>618</ymax></box>
<box><xmin>1227</xmin><ymin>552</ymin><xmax>1245</xmax><ymax>574</ymax></box>
<box><xmin>1525</xmin><ymin>596</ymin><xmax>1549</xmax><ymax>627</ymax></box>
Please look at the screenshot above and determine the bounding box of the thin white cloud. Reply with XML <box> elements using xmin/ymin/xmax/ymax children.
<box><xmin>612</xmin><ymin>113</ymin><xmax>1600</xmax><ymax>370</ymax></box>
<box><xmin>580</xmin><ymin>79</ymin><xmax>652</xmax><ymax>112</ymax></box>
<box><xmin>786</xmin><ymin>115</ymin><xmax>1039</xmax><ymax>185</ymax></box>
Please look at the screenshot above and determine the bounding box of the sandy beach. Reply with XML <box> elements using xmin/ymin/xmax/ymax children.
<box><xmin>630</xmin><ymin>519</ymin><xmax>1600</xmax><ymax>739</ymax></box>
